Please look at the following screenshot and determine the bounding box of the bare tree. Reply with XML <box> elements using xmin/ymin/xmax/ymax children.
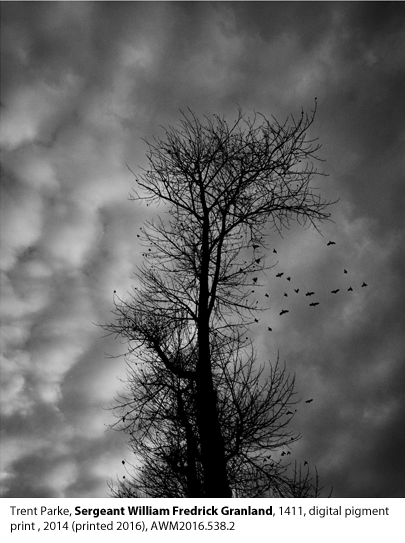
<box><xmin>104</xmin><ymin>103</ymin><xmax>332</xmax><ymax>497</ymax></box>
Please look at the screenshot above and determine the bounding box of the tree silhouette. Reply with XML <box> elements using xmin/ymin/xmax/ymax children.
<box><xmin>103</xmin><ymin>103</ymin><xmax>333</xmax><ymax>497</ymax></box>
<box><xmin>108</xmin><ymin>348</ymin><xmax>325</xmax><ymax>498</ymax></box>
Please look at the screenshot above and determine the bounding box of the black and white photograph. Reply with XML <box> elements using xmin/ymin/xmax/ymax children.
<box><xmin>1</xmin><ymin>1</ymin><xmax>404</xmax><ymax>499</ymax></box>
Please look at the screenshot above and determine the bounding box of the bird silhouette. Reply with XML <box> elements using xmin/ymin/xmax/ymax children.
<box><xmin>254</xmin><ymin>318</ymin><xmax>259</xmax><ymax>323</ymax></box>
<box><xmin>122</xmin><ymin>460</ymin><xmax>125</xmax><ymax>465</ymax></box>
<box><xmin>344</xmin><ymin>269</ymin><xmax>348</xmax><ymax>274</ymax></box>
<box><xmin>348</xmin><ymin>286</ymin><xmax>353</xmax><ymax>291</ymax></box>
<box><xmin>287</xmin><ymin>451</ymin><xmax>291</xmax><ymax>455</ymax></box>
<box><xmin>304</xmin><ymin>461</ymin><xmax>308</xmax><ymax>466</ymax></box>
<box><xmin>331</xmin><ymin>289</ymin><xmax>340</xmax><ymax>294</ymax></box>
<box><xmin>305</xmin><ymin>399</ymin><xmax>313</xmax><ymax>403</ymax></box>
<box><xmin>281</xmin><ymin>451</ymin><xmax>286</xmax><ymax>456</ymax></box>
<box><xmin>255</xmin><ymin>258</ymin><xmax>261</xmax><ymax>264</ymax></box>
<box><xmin>268</xmin><ymin>327</ymin><xmax>272</xmax><ymax>331</ymax></box>
<box><xmin>286</xmin><ymin>411</ymin><xmax>294</xmax><ymax>415</ymax></box>
<box><xmin>252</xmin><ymin>277</ymin><xmax>258</xmax><ymax>283</ymax></box>
<box><xmin>306</xmin><ymin>291</ymin><xmax>315</xmax><ymax>296</ymax></box>
<box><xmin>294</xmin><ymin>288</ymin><xmax>299</xmax><ymax>293</ymax></box>
<box><xmin>280</xmin><ymin>309</ymin><xmax>289</xmax><ymax>315</ymax></box>
<box><xmin>253</xmin><ymin>244</ymin><xmax>260</xmax><ymax>249</ymax></box>
<box><xmin>327</xmin><ymin>241</ymin><xmax>336</xmax><ymax>246</ymax></box>
<box><xmin>309</xmin><ymin>302</ymin><xmax>319</xmax><ymax>306</ymax></box>
<box><xmin>287</xmin><ymin>276</ymin><xmax>291</xmax><ymax>281</ymax></box>
<box><xmin>276</xmin><ymin>272</ymin><xmax>284</xmax><ymax>278</ymax></box>
<box><xmin>362</xmin><ymin>282</ymin><xmax>368</xmax><ymax>287</ymax></box>
<box><xmin>284</xmin><ymin>293</ymin><xmax>288</xmax><ymax>297</ymax></box>
<box><xmin>265</xmin><ymin>293</ymin><xmax>269</xmax><ymax>298</ymax></box>
<box><xmin>273</xmin><ymin>249</ymin><xmax>277</xmax><ymax>253</ymax></box>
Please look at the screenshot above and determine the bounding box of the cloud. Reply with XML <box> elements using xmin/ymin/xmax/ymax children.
<box><xmin>0</xmin><ymin>182</ymin><xmax>44</xmax><ymax>272</ymax></box>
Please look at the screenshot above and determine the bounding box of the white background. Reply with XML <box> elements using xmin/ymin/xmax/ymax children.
<box><xmin>1</xmin><ymin>498</ymin><xmax>402</xmax><ymax>543</ymax></box>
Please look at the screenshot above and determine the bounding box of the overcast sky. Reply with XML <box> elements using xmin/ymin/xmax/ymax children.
<box><xmin>1</xmin><ymin>2</ymin><xmax>404</xmax><ymax>498</ymax></box>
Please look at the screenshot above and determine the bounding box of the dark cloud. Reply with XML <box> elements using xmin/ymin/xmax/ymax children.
<box><xmin>226</xmin><ymin>1</ymin><xmax>335</xmax><ymax>47</ymax></box>
<box><xmin>1</xmin><ymin>2</ymin><xmax>404</xmax><ymax>498</ymax></box>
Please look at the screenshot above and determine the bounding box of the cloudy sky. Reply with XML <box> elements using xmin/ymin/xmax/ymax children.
<box><xmin>1</xmin><ymin>2</ymin><xmax>404</xmax><ymax>499</ymax></box>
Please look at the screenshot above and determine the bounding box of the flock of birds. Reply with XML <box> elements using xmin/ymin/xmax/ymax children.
<box><xmin>249</xmin><ymin>240</ymin><xmax>369</xmax><ymax>331</ymax></box>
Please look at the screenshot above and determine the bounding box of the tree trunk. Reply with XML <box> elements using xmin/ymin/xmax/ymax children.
<box><xmin>177</xmin><ymin>390</ymin><xmax>202</xmax><ymax>497</ymax></box>
<box><xmin>196</xmin><ymin>217</ymin><xmax>232</xmax><ymax>498</ymax></box>
<box><xmin>195</xmin><ymin>359</ymin><xmax>232</xmax><ymax>497</ymax></box>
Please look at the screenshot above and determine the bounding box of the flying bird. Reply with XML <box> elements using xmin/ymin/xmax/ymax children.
<box><xmin>276</xmin><ymin>272</ymin><xmax>284</xmax><ymax>278</ymax></box>
<box><xmin>287</xmin><ymin>277</ymin><xmax>291</xmax><ymax>281</ymax></box>
<box><xmin>265</xmin><ymin>293</ymin><xmax>269</xmax><ymax>298</ymax></box>
<box><xmin>331</xmin><ymin>289</ymin><xmax>340</xmax><ymax>294</ymax></box>
<box><xmin>273</xmin><ymin>249</ymin><xmax>277</xmax><ymax>253</ymax></box>
<box><xmin>327</xmin><ymin>241</ymin><xmax>336</xmax><ymax>246</ymax></box>
<box><xmin>286</xmin><ymin>411</ymin><xmax>294</xmax><ymax>415</ymax></box>
<box><xmin>284</xmin><ymin>293</ymin><xmax>288</xmax><ymax>297</ymax></box>
<box><xmin>348</xmin><ymin>286</ymin><xmax>353</xmax><ymax>291</ymax></box>
<box><xmin>255</xmin><ymin>258</ymin><xmax>261</xmax><ymax>264</ymax></box>
<box><xmin>294</xmin><ymin>288</ymin><xmax>299</xmax><ymax>293</ymax></box>
<box><xmin>252</xmin><ymin>244</ymin><xmax>260</xmax><ymax>249</ymax></box>
<box><xmin>306</xmin><ymin>291</ymin><xmax>315</xmax><ymax>296</ymax></box>
<box><xmin>309</xmin><ymin>302</ymin><xmax>319</xmax><ymax>306</ymax></box>
<box><xmin>254</xmin><ymin>318</ymin><xmax>259</xmax><ymax>323</ymax></box>
<box><xmin>362</xmin><ymin>282</ymin><xmax>368</xmax><ymax>287</ymax></box>
<box><xmin>122</xmin><ymin>460</ymin><xmax>125</xmax><ymax>465</ymax></box>
<box><xmin>344</xmin><ymin>269</ymin><xmax>348</xmax><ymax>274</ymax></box>
<box><xmin>252</xmin><ymin>277</ymin><xmax>258</xmax><ymax>283</ymax></box>
<box><xmin>268</xmin><ymin>327</ymin><xmax>272</xmax><ymax>332</ymax></box>
<box><xmin>305</xmin><ymin>399</ymin><xmax>313</xmax><ymax>403</ymax></box>
<box><xmin>281</xmin><ymin>451</ymin><xmax>286</xmax><ymax>456</ymax></box>
<box><xmin>304</xmin><ymin>461</ymin><xmax>308</xmax><ymax>466</ymax></box>
<box><xmin>280</xmin><ymin>309</ymin><xmax>289</xmax><ymax>315</ymax></box>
